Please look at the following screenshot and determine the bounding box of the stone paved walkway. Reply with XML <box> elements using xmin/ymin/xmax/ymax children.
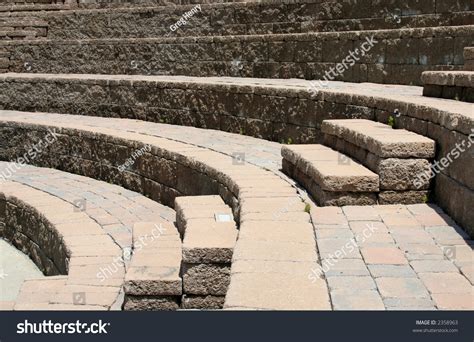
<box><xmin>0</xmin><ymin>110</ymin><xmax>472</xmax><ymax>310</ymax></box>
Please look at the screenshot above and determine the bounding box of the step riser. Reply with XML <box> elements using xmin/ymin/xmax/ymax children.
<box><xmin>322</xmin><ymin>119</ymin><xmax>436</xmax><ymax>205</ymax></box>
<box><xmin>1</xmin><ymin>25</ymin><xmax>471</xmax><ymax>85</ymax></box>
<box><xmin>282</xmin><ymin>158</ymin><xmax>378</xmax><ymax>206</ymax></box>
<box><xmin>21</xmin><ymin>7</ymin><xmax>471</xmax><ymax>39</ymax></box>
<box><xmin>323</xmin><ymin>134</ymin><xmax>433</xmax><ymax>191</ymax></box>
<box><xmin>176</xmin><ymin>195</ymin><xmax>237</xmax><ymax>309</ymax></box>
<box><xmin>423</xmin><ymin>84</ymin><xmax>474</xmax><ymax>102</ymax></box>
<box><xmin>422</xmin><ymin>69</ymin><xmax>474</xmax><ymax>103</ymax></box>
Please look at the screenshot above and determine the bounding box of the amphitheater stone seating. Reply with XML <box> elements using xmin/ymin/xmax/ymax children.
<box><xmin>124</xmin><ymin>221</ymin><xmax>182</xmax><ymax>310</ymax></box>
<box><xmin>281</xmin><ymin>144</ymin><xmax>379</xmax><ymax>206</ymax></box>
<box><xmin>322</xmin><ymin>119</ymin><xmax>435</xmax><ymax>204</ymax></box>
<box><xmin>0</xmin><ymin>0</ymin><xmax>472</xmax><ymax>312</ymax></box>
<box><xmin>177</xmin><ymin>195</ymin><xmax>237</xmax><ymax>309</ymax></box>
<box><xmin>1</xmin><ymin>180</ymin><xmax>123</xmax><ymax>309</ymax></box>
<box><xmin>1</xmin><ymin>25</ymin><xmax>471</xmax><ymax>85</ymax></box>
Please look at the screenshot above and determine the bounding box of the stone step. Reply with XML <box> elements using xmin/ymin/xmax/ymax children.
<box><xmin>123</xmin><ymin>221</ymin><xmax>183</xmax><ymax>311</ymax></box>
<box><xmin>282</xmin><ymin>144</ymin><xmax>379</xmax><ymax>206</ymax></box>
<box><xmin>177</xmin><ymin>195</ymin><xmax>237</xmax><ymax>310</ymax></box>
<box><xmin>0</xmin><ymin>110</ymin><xmax>331</xmax><ymax>309</ymax></box>
<box><xmin>465</xmin><ymin>47</ymin><xmax>474</xmax><ymax>71</ymax></box>
<box><xmin>14</xmin><ymin>3</ymin><xmax>472</xmax><ymax>39</ymax></box>
<box><xmin>175</xmin><ymin>195</ymin><xmax>233</xmax><ymax>238</ymax></box>
<box><xmin>422</xmin><ymin>70</ymin><xmax>474</xmax><ymax>103</ymax></box>
<box><xmin>1</xmin><ymin>180</ymin><xmax>124</xmax><ymax>310</ymax></box>
<box><xmin>1</xmin><ymin>75</ymin><xmax>471</xmax><ymax>230</ymax></box>
<box><xmin>322</xmin><ymin>119</ymin><xmax>436</xmax><ymax>204</ymax></box>
<box><xmin>1</xmin><ymin>25</ymin><xmax>471</xmax><ymax>85</ymax></box>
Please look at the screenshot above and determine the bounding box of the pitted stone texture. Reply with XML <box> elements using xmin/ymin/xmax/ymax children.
<box><xmin>182</xmin><ymin>263</ymin><xmax>231</xmax><ymax>296</ymax></box>
<box><xmin>20</xmin><ymin>1</ymin><xmax>474</xmax><ymax>41</ymax></box>
<box><xmin>181</xmin><ymin>295</ymin><xmax>225</xmax><ymax>310</ymax></box>
<box><xmin>0</xmin><ymin>75</ymin><xmax>471</xmax><ymax>230</ymax></box>
<box><xmin>123</xmin><ymin>295</ymin><xmax>179</xmax><ymax>311</ymax></box>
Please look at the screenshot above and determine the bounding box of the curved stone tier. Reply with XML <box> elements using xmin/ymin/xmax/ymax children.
<box><xmin>0</xmin><ymin>161</ymin><xmax>175</xmax><ymax>310</ymax></box>
<box><xmin>0</xmin><ymin>180</ymin><xmax>123</xmax><ymax>310</ymax></box>
<box><xmin>0</xmin><ymin>111</ymin><xmax>329</xmax><ymax>309</ymax></box>
<box><xmin>0</xmin><ymin>112</ymin><xmax>472</xmax><ymax>310</ymax></box>
<box><xmin>3</xmin><ymin>2</ymin><xmax>471</xmax><ymax>40</ymax></box>
<box><xmin>422</xmin><ymin>70</ymin><xmax>474</xmax><ymax>103</ymax></box>
<box><xmin>0</xmin><ymin>75</ymin><xmax>471</xmax><ymax>233</ymax></box>
<box><xmin>1</xmin><ymin>25</ymin><xmax>472</xmax><ymax>85</ymax></box>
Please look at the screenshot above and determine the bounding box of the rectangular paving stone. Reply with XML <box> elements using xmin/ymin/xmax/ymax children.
<box><xmin>355</xmin><ymin>232</ymin><xmax>395</xmax><ymax>247</ymax></box>
<box><xmin>418</xmin><ymin>272</ymin><xmax>473</xmax><ymax>294</ymax></box>
<box><xmin>239</xmin><ymin>221</ymin><xmax>315</xmax><ymax>244</ymax></box>
<box><xmin>331</xmin><ymin>289</ymin><xmax>385</xmax><ymax>310</ymax></box>
<box><xmin>361</xmin><ymin>247</ymin><xmax>408</xmax><ymax>265</ymax></box>
<box><xmin>368</xmin><ymin>265</ymin><xmax>417</xmax><ymax>278</ymax></box>
<box><xmin>383</xmin><ymin>297</ymin><xmax>436</xmax><ymax>310</ymax></box>
<box><xmin>224</xmin><ymin>273</ymin><xmax>331</xmax><ymax>310</ymax></box>
<box><xmin>316</xmin><ymin>229</ymin><xmax>354</xmax><ymax>240</ymax></box>
<box><xmin>376</xmin><ymin>277</ymin><xmax>430</xmax><ymax>299</ymax></box>
<box><xmin>322</xmin><ymin>258</ymin><xmax>370</xmax><ymax>277</ymax></box>
<box><xmin>327</xmin><ymin>276</ymin><xmax>376</xmax><ymax>291</ymax></box>
<box><xmin>431</xmin><ymin>293</ymin><xmax>473</xmax><ymax>310</ymax></box>
<box><xmin>311</xmin><ymin>207</ymin><xmax>348</xmax><ymax>225</ymax></box>
<box><xmin>410</xmin><ymin>260</ymin><xmax>458</xmax><ymax>273</ymax></box>
<box><xmin>317</xmin><ymin>238</ymin><xmax>362</xmax><ymax>259</ymax></box>
<box><xmin>343</xmin><ymin>206</ymin><xmax>381</xmax><ymax>221</ymax></box>
<box><xmin>232</xmin><ymin>259</ymin><xmax>320</xmax><ymax>277</ymax></box>
<box><xmin>349</xmin><ymin>220</ymin><xmax>389</xmax><ymax>233</ymax></box>
<box><xmin>233</xmin><ymin>240</ymin><xmax>317</xmax><ymax>262</ymax></box>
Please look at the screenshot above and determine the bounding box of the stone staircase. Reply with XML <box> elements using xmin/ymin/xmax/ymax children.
<box><xmin>0</xmin><ymin>0</ymin><xmax>472</xmax><ymax>311</ymax></box>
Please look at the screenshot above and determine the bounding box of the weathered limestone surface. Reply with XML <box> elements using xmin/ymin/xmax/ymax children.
<box><xmin>13</xmin><ymin>1</ymin><xmax>472</xmax><ymax>40</ymax></box>
<box><xmin>123</xmin><ymin>295</ymin><xmax>179</xmax><ymax>311</ymax></box>
<box><xmin>0</xmin><ymin>112</ymin><xmax>330</xmax><ymax>309</ymax></box>
<box><xmin>182</xmin><ymin>263</ymin><xmax>231</xmax><ymax>295</ymax></box>
<box><xmin>1</xmin><ymin>25</ymin><xmax>472</xmax><ymax>85</ymax></box>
